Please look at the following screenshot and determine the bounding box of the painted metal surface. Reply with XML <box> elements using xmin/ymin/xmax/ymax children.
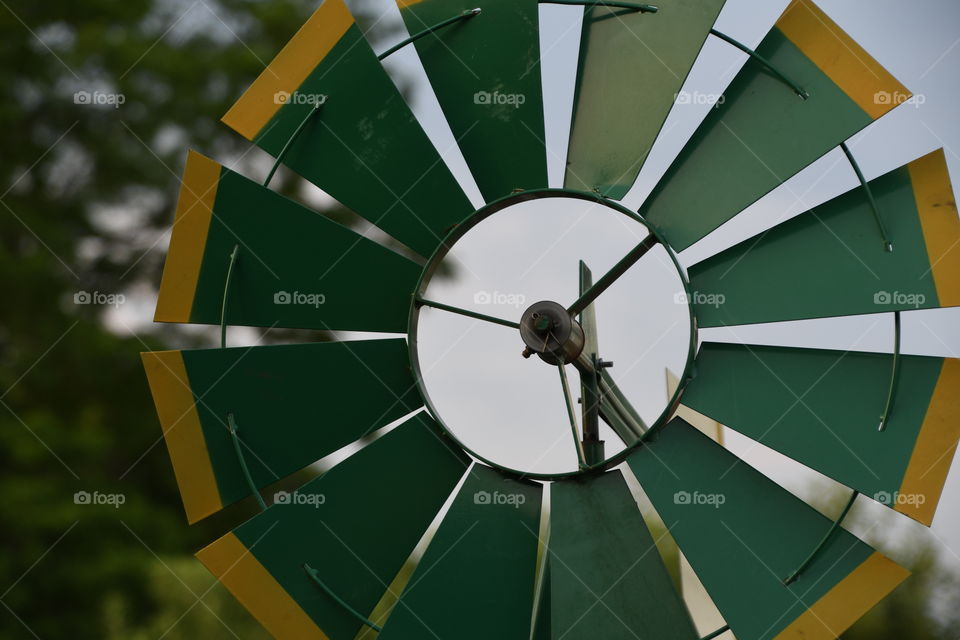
<box><xmin>683</xmin><ymin>342</ymin><xmax>960</xmax><ymax>526</ymax></box>
<box><xmin>638</xmin><ymin>0</ymin><xmax>910</xmax><ymax>252</ymax></box>
<box><xmin>549</xmin><ymin>471</ymin><xmax>699</xmax><ymax>639</ymax></box>
<box><xmin>396</xmin><ymin>0</ymin><xmax>547</xmax><ymax>202</ymax></box>
<box><xmin>196</xmin><ymin>413</ymin><xmax>470</xmax><ymax>640</ymax></box>
<box><xmin>141</xmin><ymin>339</ymin><xmax>422</xmax><ymax>523</ymax></box>
<box><xmin>565</xmin><ymin>0</ymin><xmax>726</xmax><ymax>198</ymax></box>
<box><xmin>689</xmin><ymin>149</ymin><xmax>960</xmax><ymax>327</ymax></box>
<box><xmin>379</xmin><ymin>464</ymin><xmax>543</xmax><ymax>639</ymax></box>
<box><xmin>154</xmin><ymin>151</ymin><xmax>422</xmax><ymax>333</ymax></box>
<box><xmin>221</xmin><ymin>0</ymin><xmax>474</xmax><ymax>257</ymax></box>
<box><xmin>627</xmin><ymin>418</ymin><xmax>909</xmax><ymax>640</ymax></box>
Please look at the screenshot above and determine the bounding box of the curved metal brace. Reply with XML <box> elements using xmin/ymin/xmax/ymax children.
<box><xmin>558</xmin><ymin>364</ymin><xmax>589</xmax><ymax>469</ymax></box>
<box><xmin>220</xmin><ymin>244</ymin><xmax>239</xmax><ymax>349</ymax></box>
<box><xmin>710</xmin><ymin>29</ymin><xmax>809</xmax><ymax>99</ymax></box>
<box><xmin>783</xmin><ymin>490</ymin><xmax>859</xmax><ymax>585</ymax></box>
<box><xmin>303</xmin><ymin>563</ymin><xmax>383</xmax><ymax>632</ymax></box>
<box><xmin>378</xmin><ymin>9</ymin><xmax>482</xmax><ymax>61</ymax></box>
<box><xmin>700</xmin><ymin>624</ymin><xmax>731</xmax><ymax>640</ymax></box>
<box><xmin>540</xmin><ymin>0</ymin><xmax>659</xmax><ymax>12</ymax></box>
<box><xmin>226</xmin><ymin>413</ymin><xmax>267</xmax><ymax>511</ymax></box>
<box><xmin>263</xmin><ymin>102</ymin><xmax>324</xmax><ymax>188</ymax></box>
<box><xmin>879</xmin><ymin>310</ymin><xmax>901</xmax><ymax>432</ymax></box>
<box><xmin>840</xmin><ymin>141</ymin><xmax>894</xmax><ymax>252</ymax></box>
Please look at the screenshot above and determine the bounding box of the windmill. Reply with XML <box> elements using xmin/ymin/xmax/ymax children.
<box><xmin>142</xmin><ymin>0</ymin><xmax>960</xmax><ymax>638</ymax></box>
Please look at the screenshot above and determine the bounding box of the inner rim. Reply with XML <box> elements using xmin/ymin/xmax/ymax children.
<box><xmin>407</xmin><ymin>190</ymin><xmax>697</xmax><ymax>480</ymax></box>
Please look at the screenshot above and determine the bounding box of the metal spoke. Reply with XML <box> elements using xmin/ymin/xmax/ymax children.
<box><xmin>416</xmin><ymin>297</ymin><xmax>520</xmax><ymax>329</ymax></box>
<box><xmin>567</xmin><ymin>235</ymin><xmax>657</xmax><ymax>316</ymax></box>
<box><xmin>558</xmin><ymin>364</ymin><xmax>588</xmax><ymax>468</ymax></box>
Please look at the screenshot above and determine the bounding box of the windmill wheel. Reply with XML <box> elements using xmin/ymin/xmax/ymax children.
<box><xmin>142</xmin><ymin>1</ymin><xmax>960</xmax><ymax>638</ymax></box>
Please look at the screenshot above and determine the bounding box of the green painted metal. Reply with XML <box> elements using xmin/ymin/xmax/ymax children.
<box><xmin>638</xmin><ymin>28</ymin><xmax>878</xmax><ymax>251</ymax></box>
<box><xmin>558</xmin><ymin>364</ymin><xmax>588</xmax><ymax>468</ymax></box>
<box><xmin>564</xmin><ymin>0</ymin><xmax>726</xmax><ymax>198</ymax></box>
<box><xmin>567</xmin><ymin>235</ymin><xmax>657</xmax><ymax>316</ymax></box>
<box><xmin>226</xmin><ymin>413</ymin><xmax>268</xmax><ymax>511</ymax></box>
<box><xmin>396</xmin><ymin>0</ymin><xmax>548</xmax><ymax>202</ymax></box>
<box><xmin>880</xmin><ymin>311</ymin><xmax>902</xmax><ymax>432</ymax></box>
<box><xmin>378</xmin><ymin>8</ymin><xmax>481</xmax><ymax>61</ymax></box>
<box><xmin>193</xmin><ymin>166</ymin><xmax>422</xmax><ymax>333</ymax></box>
<box><xmin>549</xmin><ymin>471</ymin><xmax>699</xmax><ymax>639</ymax></box>
<box><xmin>700</xmin><ymin>625</ymin><xmax>730</xmax><ymax>640</ymax></box>
<box><xmin>250</xmin><ymin>22</ymin><xmax>474</xmax><ymax>257</ymax></box>
<box><xmin>688</xmin><ymin>161</ymin><xmax>939</xmax><ymax>327</ymax></box>
<box><xmin>181</xmin><ymin>339</ymin><xmax>422</xmax><ymax>510</ymax></box>
<box><xmin>379</xmin><ymin>464</ymin><xmax>543</xmax><ymax>639</ymax></box>
<box><xmin>841</xmin><ymin>141</ymin><xmax>893</xmax><ymax>251</ymax></box>
<box><xmin>228</xmin><ymin>413</ymin><xmax>469</xmax><ymax>640</ymax></box>
<box><xmin>263</xmin><ymin>103</ymin><xmax>322</xmax><ymax>189</ymax></box>
<box><xmin>407</xmin><ymin>189</ymin><xmax>698</xmax><ymax>480</ymax></box>
<box><xmin>542</xmin><ymin>0</ymin><xmax>658</xmax><ymax>11</ymax></box>
<box><xmin>627</xmin><ymin>417</ymin><xmax>901</xmax><ymax>640</ymax></box>
<box><xmin>303</xmin><ymin>563</ymin><xmax>382</xmax><ymax>632</ymax></box>
<box><xmin>219</xmin><ymin>244</ymin><xmax>239</xmax><ymax>348</ymax></box>
<box><xmin>709</xmin><ymin>29</ymin><xmax>808</xmax><ymax>99</ymax></box>
<box><xmin>578</xmin><ymin>262</ymin><xmax>604</xmax><ymax>464</ymax></box>
<box><xmin>415</xmin><ymin>296</ymin><xmax>521</xmax><ymax>329</ymax></box>
<box><xmin>681</xmin><ymin>342</ymin><xmax>944</xmax><ymax>510</ymax></box>
<box><xmin>531</xmin><ymin>556</ymin><xmax>552</xmax><ymax>640</ymax></box>
<box><xmin>784</xmin><ymin>490</ymin><xmax>859</xmax><ymax>585</ymax></box>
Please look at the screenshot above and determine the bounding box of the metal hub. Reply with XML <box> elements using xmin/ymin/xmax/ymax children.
<box><xmin>519</xmin><ymin>300</ymin><xmax>585</xmax><ymax>365</ymax></box>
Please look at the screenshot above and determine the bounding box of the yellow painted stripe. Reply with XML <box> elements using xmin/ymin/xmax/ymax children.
<box><xmin>141</xmin><ymin>350</ymin><xmax>222</xmax><ymax>524</ymax></box>
<box><xmin>911</xmin><ymin>148</ymin><xmax>960</xmax><ymax>309</ymax></box>
<box><xmin>777</xmin><ymin>0</ymin><xmax>910</xmax><ymax>120</ymax></box>
<box><xmin>197</xmin><ymin>533</ymin><xmax>329</xmax><ymax>640</ymax></box>
<box><xmin>774</xmin><ymin>552</ymin><xmax>909</xmax><ymax>640</ymax></box>
<box><xmin>155</xmin><ymin>150</ymin><xmax>221</xmax><ymax>323</ymax></box>
<box><xmin>897</xmin><ymin>357</ymin><xmax>960</xmax><ymax>525</ymax></box>
<box><xmin>222</xmin><ymin>0</ymin><xmax>354</xmax><ymax>141</ymax></box>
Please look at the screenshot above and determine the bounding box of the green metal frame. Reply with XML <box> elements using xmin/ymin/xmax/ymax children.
<box><xmin>406</xmin><ymin>189</ymin><xmax>699</xmax><ymax>480</ymax></box>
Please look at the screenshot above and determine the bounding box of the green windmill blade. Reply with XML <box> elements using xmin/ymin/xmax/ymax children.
<box><xmin>684</xmin><ymin>342</ymin><xmax>960</xmax><ymax>526</ymax></box>
<box><xmin>627</xmin><ymin>418</ymin><xmax>910</xmax><ymax>640</ymax></box>
<box><xmin>548</xmin><ymin>471</ymin><xmax>699</xmax><ymax>639</ymax></box>
<box><xmin>689</xmin><ymin>149</ymin><xmax>960</xmax><ymax>327</ymax></box>
<box><xmin>197</xmin><ymin>413</ymin><xmax>469</xmax><ymax>640</ymax></box>
<box><xmin>154</xmin><ymin>151</ymin><xmax>421</xmax><ymax>333</ymax></box>
<box><xmin>395</xmin><ymin>0</ymin><xmax>548</xmax><ymax>202</ymax></box>
<box><xmin>141</xmin><ymin>339</ymin><xmax>421</xmax><ymax>523</ymax></box>
<box><xmin>638</xmin><ymin>0</ymin><xmax>911</xmax><ymax>252</ymax></box>
<box><xmin>378</xmin><ymin>464</ymin><xmax>543</xmax><ymax>639</ymax></box>
<box><xmin>564</xmin><ymin>0</ymin><xmax>726</xmax><ymax>198</ymax></box>
<box><xmin>220</xmin><ymin>0</ymin><xmax>474</xmax><ymax>257</ymax></box>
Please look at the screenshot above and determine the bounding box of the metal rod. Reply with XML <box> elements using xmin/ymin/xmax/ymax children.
<box><xmin>879</xmin><ymin>311</ymin><xmax>901</xmax><ymax>432</ymax></box>
<box><xmin>227</xmin><ymin>413</ymin><xmax>267</xmax><ymax>511</ymax></box>
<box><xmin>783</xmin><ymin>490</ymin><xmax>859</xmax><ymax>585</ymax></box>
<box><xmin>710</xmin><ymin>29</ymin><xmax>808</xmax><ymax>99</ymax></box>
<box><xmin>220</xmin><ymin>245</ymin><xmax>239</xmax><ymax>349</ymax></box>
<box><xmin>699</xmin><ymin>624</ymin><xmax>731</xmax><ymax>640</ymax></box>
<box><xmin>264</xmin><ymin>102</ymin><xmax>323</xmax><ymax>188</ymax></box>
<box><xmin>840</xmin><ymin>141</ymin><xmax>893</xmax><ymax>252</ymax></box>
<box><xmin>578</xmin><ymin>261</ymin><xmax>604</xmax><ymax>464</ymax></box>
<box><xmin>540</xmin><ymin>0</ymin><xmax>658</xmax><ymax>12</ymax></box>
<box><xmin>415</xmin><ymin>296</ymin><xmax>520</xmax><ymax>329</ymax></box>
<box><xmin>567</xmin><ymin>235</ymin><xmax>657</xmax><ymax>316</ymax></box>
<box><xmin>558</xmin><ymin>364</ymin><xmax>588</xmax><ymax>468</ymax></box>
<box><xmin>599</xmin><ymin>370</ymin><xmax>648</xmax><ymax>435</ymax></box>
<box><xmin>303</xmin><ymin>563</ymin><xmax>383</xmax><ymax>632</ymax></box>
<box><xmin>378</xmin><ymin>9</ymin><xmax>481</xmax><ymax>61</ymax></box>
